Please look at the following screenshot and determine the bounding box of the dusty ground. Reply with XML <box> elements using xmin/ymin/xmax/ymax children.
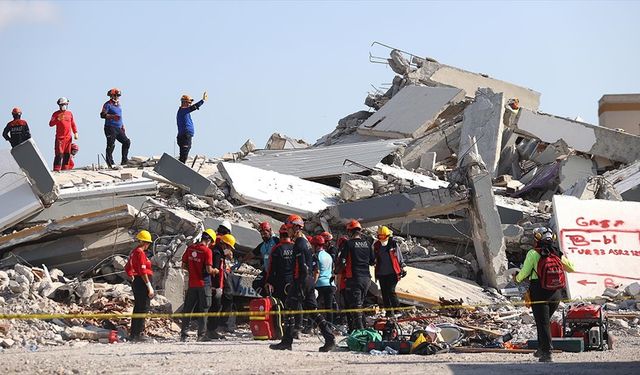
<box><xmin>2</xmin><ymin>330</ymin><xmax>639</xmax><ymax>375</ymax></box>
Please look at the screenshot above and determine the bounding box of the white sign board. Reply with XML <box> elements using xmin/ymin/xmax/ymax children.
<box><xmin>553</xmin><ymin>195</ymin><xmax>640</xmax><ymax>298</ymax></box>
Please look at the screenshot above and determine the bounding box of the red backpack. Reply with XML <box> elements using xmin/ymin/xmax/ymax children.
<box><xmin>535</xmin><ymin>248</ymin><xmax>566</xmax><ymax>290</ymax></box>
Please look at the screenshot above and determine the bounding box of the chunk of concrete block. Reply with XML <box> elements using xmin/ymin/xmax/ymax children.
<box><xmin>265</xmin><ymin>133</ymin><xmax>309</xmax><ymax>150</ymax></box>
<box><xmin>457</xmin><ymin>88</ymin><xmax>505</xmax><ymax>177</ymax></box>
<box><xmin>558</xmin><ymin>155</ymin><xmax>596</xmax><ymax>193</ymax></box>
<box><xmin>340</xmin><ymin>178</ymin><xmax>374</xmax><ymax>202</ymax></box>
<box><xmin>420</xmin><ymin>152</ymin><xmax>437</xmax><ymax>171</ymax></box>
<box><xmin>532</xmin><ymin>139</ymin><xmax>571</xmax><ymax>165</ymax></box>
<box><xmin>160</xmin><ymin>266</ymin><xmax>185</xmax><ymax>313</ymax></box>
<box><xmin>0</xmin><ymin>150</ymin><xmax>44</xmax><ymax>232</ymax></box>
<box><xmin>10</xmin><ymin>138</ymin><xmax>58</xmax><ymax>205</ymax></box>
<box><xmin>240</xmin><ymin>139</ymin><xmax>256</xmax><ymax>154</ymax></box>
<box><xmin>625</xmin><ymin>282</ymin><xmax>640</xmax><ymax>297</ymax></box>
<box><xmin>358</xmin><ymin>85</ymin><xmax>465</xmax><ymax>139</ymax></box>
<box><xmin>153</xmin><ymin>153</ymin><xmax>218</xmax><ymax>196</ymax></box>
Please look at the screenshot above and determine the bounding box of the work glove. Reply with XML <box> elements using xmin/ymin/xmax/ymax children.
<box><xmin>57</xmin><ymin>113</ymin><xmax>64</xmax><ymax>121</ymax></box>
<box><xmin>74</xmin><ymin>133</ymin><xmax>79</xmax><ymax>140</ymax></box>
<box><xmin>203</xmin><ymin>91</ymin><xmax>208</xmax><ymax>101</ymax></box>
<box><xmin>400</xmin><ymin>269</ymin><xmax>407</xmax><ymax>279</ymax></box>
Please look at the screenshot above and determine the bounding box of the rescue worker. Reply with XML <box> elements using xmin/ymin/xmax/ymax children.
<box><xmin>333</xmin><ymin>235</ymin><xmax>349</xmax><ymax>326</ymax></box>
<box><xmin>320</xmin><ymin>231</ymin><xmax>338</xmax><ymax>262</ymax></box>
<box><xmin>336</xmin><ymin>219</ymin><xmax>375</xmax><ymax>333</ymax></box>
<box><xmin>270</xmin><ymin>215</ymin><xmax>335</xmax><ymax>352</ymax></box>
<box><xmin>3</xmin><ymin>107</ymin><xmax>31</xmax><ymax>148</ymax></box>
<box><xmin>49</xmin><ymin>97</ymin><xmax>78</xmax><ymax>171</ymax></box>
<box><xmin>265</xmin><ymin>224</ymin><xmax>295</xmax><ymax>301</ymax></box>
<box><xmin>312</xmin><ymin>235</ymin><xmax>335</xmax><ymax>324</ymax></box>
<box><xmin>373</xmin><ymin>226</ymin><xmax>406</xmax><ymax>317</ymax></box>
<box><xmin>124</xmin><ymin>230</ymin><xmax>155</xmax><ymax>341</ymax></box>
<box><xmin>100</xmin><ymin>88</ymin><xmax>130</xmax><ymax>168</ymax></box>
<box><xmin>243</xmin><ymin>222</ymin><xmax>279</xmax><ymax>272</ymax></box>
<box><xmin>514</xmin><ymin>227</ymin><xmax>575</xmax><ymax>362</ymax></box>
<box><xmin>176</xmin><ymin>92</ymin><xmax>207</xmax><ymax>163</ymax></box>
<box><xmin>180</xmin><ymin>229</ymin><xmax>216</xmax><ymax>341</ymax></box>
<box><xmin>206</xmin><ymin>233</ymin><xmax>236</xmax><ymax>340</ymax></box>
<box><xmin>216</xmin><ymin>220</ymin><xmax>232</xmax><ymax>237</ymax></box>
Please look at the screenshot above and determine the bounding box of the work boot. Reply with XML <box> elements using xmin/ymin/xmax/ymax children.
<box><xmin>538</xmin><ymin>352</ymin><xmax>553</xmax><ymax>362</ymax></box>
<box><xmin>269</xmin><ymin>341</ymin><xmax>292</xmax><ymax>350</ymax></box>
<box><xmin>208</xmin><ymin>330</ymin><xmax>226</xmax><ymax>340</ymax></box>
<box><xmin>121</xmin><ymin>159</ymin><xmax>129</xmax><ymax>166</ymax></box>
<box><xmin>318</xmin><ymin>320</ymin><xmax>336</xmax><ymax>352</ymax></box>
<box><xmin>533</xmin><ymin>349</ymin><xmax>542</xmax><ymax>358</ymax></box>
<box><xmin>319</xmin><ymin>339</ymin><xmax>335</xmax><ymax>352</ymax></box>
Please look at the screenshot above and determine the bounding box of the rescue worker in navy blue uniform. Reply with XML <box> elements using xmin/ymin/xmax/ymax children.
<box><xmin>3</xmin><ymin>107</ymin><xmax>31</xmax><ymax>148</ymax></box>
<box><xmin>265</xmin><ymin>225</ymin><xmax>295</xmax><ymax>301</ymax></box>
<box><xmin>337</xmin><ymin>219</ymin><xmax>375</xmax><ymax>333</ymax></box>
<box><xmin>176</xmin><ymin>92</ymin><xmax>207</xmax><ymax>163</ymax></box>
<box><xmin>100</xmin><ymin>88</ymin><xmax>130</xmax><ymax>168</ymax></box>
<box><xmin>269</xmin><ymin>215</ymin><xmax>335</xmax><ymax>352</ymax></box>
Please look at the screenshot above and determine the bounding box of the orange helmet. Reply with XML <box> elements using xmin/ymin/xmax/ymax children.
<box><xmin>346</xmin><ymin>219</ymin><xmax>362</xmax><ymax>231</ymax></box>
<box><xmin>320</xmin><ymin>231</ymin><xmax>333</xmax><ymax>242</ymax></box>
<box><xmin>180</xmin><ymin>94</ymin><xmax>194</xmax><ymax>103</ymax></box>
<box><xmin>108</xmin><ymin>88</ymin><xmax>121</xmax><ymax>97</ymax></box>
<box><xmin>286</xmin><ymin>214</ymin><xmax>304</xmax><ymax>227</ymax></box>
<box><xmin>11</xmin><ymin>107</ymin><xmax>22</xmax><ymax>115</ymax></box>
<box><xmin>311</xmin><ymin>235</ymin><xmax>325</xmax><ymax>246</ymax></box>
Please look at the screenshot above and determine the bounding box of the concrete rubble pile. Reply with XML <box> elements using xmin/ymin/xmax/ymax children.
<box><xmin>1</xmin><ymin>46</ymin><xmax>640</xmax><ymax>349</ymax></box>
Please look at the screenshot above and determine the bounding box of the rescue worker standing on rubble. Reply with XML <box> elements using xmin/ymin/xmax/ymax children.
<box><xmin>265</xmin><ymin>224</ymin><xmax>295</xmax><ymax>301</ymax></box>
<box><xmin>336</xmin><ymin>220</ymin><xmax>375</xmax><ymax>333</ymax></box>
<box><xmin>100</xmin><ymin>88</ymin><xmax>130</xmax><ymax>168</ymax></box>
<box><xmin>3</xmin><ymin>107</ymin><xmax>31</xmax><ymax>148</ymax></box>
<box><xmin>514</xmin><ymin>227</ymin><xmax>575</xmax><ymax>362</ymax></box>
<box><xmin>49</xmin><ymin>97</ymin><xmax>78</xmax><ymax>171</ymax></box>
<box><xmin>180</xmin><ymin>229</ymin><xmax>216</xmax><ymax>341</ymax></box>
<box><xmin>176</xmin><ymin>92</ymin><xmax>207</xmax><ymax>163</ymax></box>
<box><xmin>125</xmin><ymin>230</ymin><xmax>155</xmax><ymax>341</ymax></box>
<box><xmin>270</xmin><ymin>215</ymin><xmax>335</xmax><ymax>352</ymax></box>
<box><xmin>373</xmin><ymin>226</ymin><xmax>406</xmax><ymax>317</ymax></box>
<box><xmin>206</xmin><ymin>233</ymin><xmax>236</xmax><ymax>340</ymax></box>
<box><xmin>312</xmin><ymin>235</ymin><xmax>335</xmax><ymax>324</ymax></box>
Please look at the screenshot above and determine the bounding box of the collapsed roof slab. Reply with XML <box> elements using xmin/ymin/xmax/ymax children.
<box><xmin>57</xmin><ymin>179</ymin><xmax>158</xmax><ymax>201</ymax></box>
<box><xmin>514</xmin><ymin>109</ymin><xmax>640</xmax><ymax>164</ymax></box>
<box><xmin>330</xmin><ymin>186</ymin><xmax>469</xmax><ymax>227</ymax></box>
<box><xmin>240</xmin><ymin>139</ymin><xmax>409</xmax><ymax>180</ymax></box>
<box><xmin>153</xmin><ymin>153</ymin><xmax>218</xmax><ymax>196</ymax></box>
<box><xmin>0</xmin><ymin>150</ymin><xmax>44</xmax><ymax>232</ymax></box>
<box><xmin>10</xmin><ymin>138</ymin><xmax>58</xmax><ymax>205</ymax></box>
<box><xmin>357</xmin><ymin>85</ymin><xmax>465</xmax><ymax>139</ymax></box>
<box><xmin>0</xmin><ymin>204</ymin><xmax>138</xmax><ymax>253</ymax></box>
<box><xmin>218</xmin><ymin>162</ymin><xmax>340</xmax><ymax>218</ymax></box>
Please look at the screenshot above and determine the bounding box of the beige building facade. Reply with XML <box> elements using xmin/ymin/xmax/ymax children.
<box><xmin>598</xmin><ymin>94</ymin><xmax>640</xmax><ymax>135</ymax></box>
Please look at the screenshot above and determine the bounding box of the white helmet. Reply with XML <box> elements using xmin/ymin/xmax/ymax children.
<box><xmin>220</xmin><ymin>220</ymin><xmax>232</xmax><ymax>232</ymax></box>
<box><xmin>57</xmin><ymin>97</ymin><xmax>69</xmax><ymax>105</ymax></box>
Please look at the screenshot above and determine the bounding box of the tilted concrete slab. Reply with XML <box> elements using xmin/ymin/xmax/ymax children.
<box><xmin>23</xmin><ymin>196</ymin><xmax>149</xmax><ymax>225</ymax></box>
<box><xmin>357</xmin><ymin>85</ymin><xmax>465</xmax><ymax>139</ymax></box>
<box><xmin>374</xmin><ymin>163</ymin><xmax>449</xmax><ymax>190</ymax></box>
<box><xmin>0</xmin><ymin>204</ymin><xmax>138</xmax><ymax>253</ymax></box>
<box><xmin>553</xmin><ymin>195</ymin><xmax>640</xmax><ymax>299</ymax></box>
<box><xmin>0</xmin><ymin>150</ymin><xmax>44</xmax><ymax>232</ymax></box>
<box><xmin>330</xmin><ymin>186</ymin><xmax>469</xmax><ymax>227</ymax></box>
<box><xmin>203</xmin><ymin>217</ymin><xmax>262</xmax><ymax>255</ymax></box>
<box><xmin>603</xmin><ymin>160</ymin><xmax>640</xmax><ymax>202</ymax></box>
<box><xmin>399</xmin><ymin>218</ymin><xmax>471</xmax><ymax>242</ymax></box>
<box><xmin>10</xmin><ymin>138</ymin><xmax>58</xmax><ymax>205</ymax></box>
<box><xmin>218</xmin><ymin>162</ymin><xmax>340</xmax><ymax>217</ymax></box>
<box><xmin>458</xmin><ymin>88</ymin><xmax>505</xmax><ymax>177</ymax></box>
<box><xmin>57</xmin><ymin>179</ymin><xmax>158</xmax><ymax>201</ymax></box>
<box><xmin>558</xmin><ymin>155</ymin><xmax>596</xmax><ymax>193</ymax></box>
<box><xmin>514</xmin><ymin>109</ymin><xmax>640</xmax><ymax>164</ymax></box>
<box><xmin>153</xmin><ymin>153</ymin><xmax>218</xmax><ymax>196</ymax></box>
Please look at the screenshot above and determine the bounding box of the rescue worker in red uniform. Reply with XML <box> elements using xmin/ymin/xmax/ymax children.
<box><xmin>265</xmin><ymin>224</ymin><xmax>295</xmax><ymax>301</ymax></box>
<box><xmin>337</xmin><ymin>220</ymin><xmax>375</xmax><ymax>333</ymax></box>
<box><xmin>205</xmin><ymin>233</ymin><xmax>236</xmax><ymax>340</ymax></box>
<box><xmin>373</xmin><ymin>226</ymin><xmax>406</xmax><ymax>317</ymax></box>
<box><xmin>124</xmin><ymin>230</ymin><xmax>155</xmax><ymax>341</ymax></box>
<box><xmin>270</xmin><ymin>215</ymin><xmax>335</xmax><ymax>352</ymax></box>
<box><xmin>3</xmin><ymin>107</ymin><xmax>31</xmax><ymax>148</ymax></box>
<box><xmin>180</xmin><ymin>229</ymin><xmax>216</xmax><ymax>341</ymax></box>
<box><xmin>49</xmin><ymin>97</ymin><xmax>78</xmax><ymax>171</ymax></box>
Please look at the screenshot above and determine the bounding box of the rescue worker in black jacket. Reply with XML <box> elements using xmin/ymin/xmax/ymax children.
<box><xmin>3</xmin><ymin>107</ymin><xmax>31</xmax><ymax>148</ymax></box>
<box><xmin>265</xmin><ymin>225</ymin><xmax>295</xmax><ymax>301</ymax></box>
<box><xmin>336</xmin><ymin>219</ymin><xmax>375</xmax><ymax>333</ymax></box>
<box><xmin>270</xmin><ymin>215</ymin><xmax>335</xmax><ymax>352</ymax></box>
<box><xmin>373</xmin><ymin>226</ymin><xmax>406</xmax><ymax>317</ymax></box>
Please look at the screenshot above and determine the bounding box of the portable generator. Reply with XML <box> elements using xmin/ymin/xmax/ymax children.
<box><xmin>562</xmin><ymin>303</ymin><xmax>609</xmax><ymax>351</ymax></box>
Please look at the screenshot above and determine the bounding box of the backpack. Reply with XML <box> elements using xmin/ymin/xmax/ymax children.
<box><xmin>535</xmin><ymin>248</ymin><xmax>566</xmax><ymax>291</ymax></box>
<box><xmin>347</xmin><ymin>329</ymin><xmax>382</xmax><ymax>352</ymax></box>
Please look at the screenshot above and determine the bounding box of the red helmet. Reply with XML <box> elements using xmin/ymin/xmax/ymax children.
<box><xmin>11</xmin><ymin>107</ymin><xmax>21</xmax><ymax>115</ymax></box>
<box><xmin>259</xmin><ymin>222</ymin><xmax>272</xmax><ymax>232</ymax></box>
<box><xmin>107</xmin><ymin>88</ymin><xmax>121</xmax><ymax>97</ymax></box>
<box><xmin>320</xmin><ymin>231</ymin><xmax>333</xmax><ymax>242</ymax></box>
<box><xmin>346</xmin><ymin>219</ymin><xmax>362</xmax><ymax>231</ymax></box>
<box><xmin>311</xmin><ymin>235</ymin><xmax>325</xmax><ymax>246</ymax></box>
<box><xmin>70</xmin><ymin>143</ymin><xmax>79</xmax><ymax>155</ymax></box>
<box><xmin>278</xmin><ymin>224</ymin><xmax>288</xmax><ymax>235</ymax></box>
<box><xmin>336</xmin><ymin>235</ymin><xmax>348</xmax><ymax>249</ymax></box>
<box><xmin>286</xmin><ymin>214</ymin><xmax>304</xmax><ymax>227</ymax></box>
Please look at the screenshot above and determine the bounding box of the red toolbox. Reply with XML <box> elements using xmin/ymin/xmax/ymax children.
<box><xmin>249</xmin><ymin>297</ymin><xmax>283</xmax><ymax>340</ymax></box>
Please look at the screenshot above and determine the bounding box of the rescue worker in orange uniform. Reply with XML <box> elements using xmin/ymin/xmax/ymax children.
<box><xmin>124</xmin><ymin>230</ymin><xmax>155</xmax><ymax>341</ymax></box>
<box><xmin>373</xmin><ymin>226</ymin><xmax>406</xmax><ymax>317</ymax></box>
<box><xmin>49</xmin><ymin>97</ymin><xmax>78</xmax><ymax>171</ymax></box>
<box><xmin>3</xmin><ymin>107</ymin><xmax>31</xmax><ymax>148</ymax></box>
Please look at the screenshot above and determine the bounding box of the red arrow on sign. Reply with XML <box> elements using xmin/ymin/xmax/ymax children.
<box><xmin>577</xmin><ymin>280</ymin><xmax>597</xmax><ymax>286</ymax></box>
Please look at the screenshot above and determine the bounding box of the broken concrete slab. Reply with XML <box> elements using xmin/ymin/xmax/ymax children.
<box><xmin>153</xmin><ymin>153</ymin><xmax>218</xmax><ymax>196</ymax></box>
<box><xmin>374</xmin><ymin>163</ymin><xmax>449</xmax><ymax>190</ymax></box>
<box><xmin>57</xmin><ymin>179</ymin><xmax>158</xmax><ymax>201</ymax></box>
<box><xmin>340</xmin><ymin>174</ymin><xmax>375</xmax><ymax>202</ymax></box>
<box><xmin>553</xmin><ymin>195</ymin><xmax>640</xmax><ymax>299</ymax></box>
<box><xmin>10</xmin><ymin>138</ymin><xmax>58</xmax><ymax>205</ymax></box>
<box><xmin>159</xmin><ymin>266</ymin><xmax>186</xmax><ymax>313</ymax></box>
<box><xmin>603</xmin><ymin>160</ymin><xmax>640</xmax><ymax>202</ymax></box>
<box><xmin>399</xmin><ymin>218</ymin><xmax>471</xmax><ymax>242</ymax></box>
<box><xmin>514</xmin><ymin>109</ymin><xmax>640</xmax><ymax>164</ymax></box>
<box><xmin>218</xmin><ymin>162</ymin><xmax>340</xmax><ymax>217</ymax></box>
<box><xmin>457</xmin><ymin>88</ymin><xmax>505</xmax><ymax>177</ymax></box>
<box><xmin>531</xmin><ymin>139</ymin><xmax>571</xmax><ymax>165</ymax></box>
<box><xmin>357</xmin><ymin>85</ymin><xmax>465</xmax><ymax>139</ymax></box>
<box><xmin>330</xmin><ymin>186</ymin><xmax>469</xmax><ymax>227</ymax></box>
<box><xmin>202</xmin><ymin>218</ymin><xmax>262</xmax><ymax>256</ymax></box>
<box><xmin>0</xmin><ymin>150</ymin><xmax>44</xmax><ymax>232</ymax></box>
<box><xmin>265</xmin><ymin>133</ymin><xmax>310</xmax><ymax>150</ymax></box>
<box><xmin>0</xmin><ymin>204</ymin><xmax>138</xmax><ymax>253</ymax></box>
<box><xmin>558</xmin><ymin>155</ymin><xmax>596</xmax><ymax>193</ymax></box>
<box><xmin>144</xmin><ymin>199</ymin><xmax>202</xmax><ymax>237</ymax></box>
<box><xmin>420</xmin><ymin>152</ymin><xmax>437</xmax><ymax>171</ymax></box>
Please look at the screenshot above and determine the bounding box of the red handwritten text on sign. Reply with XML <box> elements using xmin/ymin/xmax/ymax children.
<box><xmin>575</xmin><ymin>217</ymin><xmax>625</xmax><ymax>229</ymax></box>
<box><xmin>561</xmin><ymin>229</ymin><xmax>640</xmax><ymax>257</ymax></box>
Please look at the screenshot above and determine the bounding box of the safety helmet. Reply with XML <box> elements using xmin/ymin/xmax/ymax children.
<box><xmin>219</xmin><ymin>220</ymin><xmax>232</xmax><ymax>232</ymax></box>
<box><xmin>533</xmin><ymin>227</ymin><xmax>556</xmax><ymax>243</ymax></box>
<box><xmin>57</xmin><ymin>97</ymin><xmax>69</xmax><ymax>105</ymax></box>
<box><xmin>377</xmin><ymin>226</ymin><xmax>392</xmax><ymax>239</ymax></box>
<box><xmin>136</xmin><ymin>230</ymin><xmax>152</xmax><ymax>243</ymax></box>
<box><xmin>180</xmin><ymin>94</ymin><xmax>194</xmax><ymax>103</ymax></box>
<box><xmin>220</xmin><ymin>234</ymin><xmax>236</xmax><ymax>249</ymax></box>
<box><xmin>346</xmin><ymin>219</ymin><xmax>362</xmax><ymax>231</ymax></box>
<box><xmin>320</xmin><ymin>231</ymin><xmax>333</xmax><ymax>242</ymax></box>
<box><xmin>508</xmin><ymin>97</ymin><xmax>520</xmax><ymax>109</ymax></box>
<box><xmin>311</xmin><ymin>235</ymin><xmax>325</xmax><ymax>246</ymax></box>
<box><xmin>259</xmin><ymin>222</ymin><xmax>272</xmax><ymax>232</ymax></box>
<box><xmin>336</xmin><ymin>236</ymin><xmax>348</xmax><ymax>249</ymax></box>
<box><xmin>278</xmin><ymin>224</ymin><xmax>289</xmax><ymax>235</ymax></box>
<box><xmin>107</xmin><ymin>88</ymin><xmax>121</xmax><ymax>97</ymax></box>
<box><xmin>11</xmin><ymin>107</ymin><xmax>22</xmax><ymax>115</ymax></box>
<box><xmin>70</xmin><ymin>143</ymin><xmax>79</xmax><ymax>155</ymax></box>
<box><xmin>285</xmin><ymin>214</ymin><xmax>304</xmax><ymax>227</ymax></box>
<box><xmin>202</xmin><ymin>228</ymin><xmax>217</xmax><ymax>242</ymax></box>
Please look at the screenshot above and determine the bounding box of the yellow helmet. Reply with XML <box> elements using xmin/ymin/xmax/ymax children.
<box><xmin>377</xmin><ymin>226</ymin><xmax>392</xmax><ymax>239</ymax></box>
<box><xmin>220</xmin><ymin>234</ymin><xmax>236</xmax><ymax>249</ymax></box>
<box><xmin>203</xmin><ymin>228</ymin><xmax>217</xmax><ymax>242</ymax></box>
<box><xmin>180</xmin><ymin>94</ymin><xmax>193</xmax><ymax>103</ymax></box>
<box><xmin>136</xmin><ymin>230</ymin><xmax>152</xmax><ymax>243</ymax></box>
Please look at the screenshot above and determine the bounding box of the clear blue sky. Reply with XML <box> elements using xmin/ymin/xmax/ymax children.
<box><xmin>1</xmin><ymin>0</ymin><xmax>639</xmax><ymax>168</ymax></box>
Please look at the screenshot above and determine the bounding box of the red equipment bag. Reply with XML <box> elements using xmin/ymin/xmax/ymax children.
<box><xmin>536</xmin><ymin>249</ymin><xmax>566</xmax><ymax>290</ymax></box>
<box><xmin>249</xmin><ymin>297</ymin><xmax>283</xmax><ymax>340</ymax></box>
<box><xmin>565</xmin><ymin>304</ymin><xmax>602</xmax><ymax>320</ymax></box>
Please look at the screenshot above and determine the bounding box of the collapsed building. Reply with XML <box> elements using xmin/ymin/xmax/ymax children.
<box><xmin>1</xmin><ymin>45</ymin><xmax>640</xmax><ymax>348</ymax></box>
